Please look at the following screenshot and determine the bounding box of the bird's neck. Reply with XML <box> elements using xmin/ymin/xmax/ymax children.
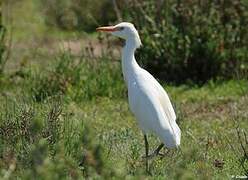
<box><xmin>122</xmin><ymin>38</ymin><xmax>140</xmax><ymax>84</ymax></box>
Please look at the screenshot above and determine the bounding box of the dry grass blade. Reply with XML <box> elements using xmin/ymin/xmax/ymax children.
<box><xmin>43</xmin><ymin>100</ymin><xmax>63</xmax><ymax>145</ymax></box>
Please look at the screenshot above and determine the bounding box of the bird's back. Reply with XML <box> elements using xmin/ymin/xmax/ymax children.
<box><xmin>128</xmin><ymin>68</ymin><xmax>181</xmax><ymax>148</ymax></box>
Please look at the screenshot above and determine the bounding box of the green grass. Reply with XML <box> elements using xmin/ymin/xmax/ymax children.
<box><xmin>0</xmin><ymin>52</ymin><xmax>247</xmax><ymax>178</ymax></box>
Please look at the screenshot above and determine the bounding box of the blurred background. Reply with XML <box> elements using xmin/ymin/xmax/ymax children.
<box><xmin>2</xmin><ymin>0</ymin><xmax>248</xmax><ymax>83</ymax></box>
<box><xmin>0</xmin><ymin>0</ymin><xmax>247</xmax><ymax>179</ymax></box>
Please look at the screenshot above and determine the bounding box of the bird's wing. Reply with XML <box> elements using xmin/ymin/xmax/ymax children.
<box><xmin>136</xmin><ymin>69</ymin><xmax>181</xmax><ymax>147</ymax></box>
<box><xmin>141</xmin><ymin>69</ymin><xmax>176</xmax><ymax>123</ymax></box>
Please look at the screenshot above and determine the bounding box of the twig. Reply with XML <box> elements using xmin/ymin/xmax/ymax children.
<box><xmin>133</xmin><ymin>0</ymin><xmax>157</xmax><ymax>28</ymax></box>
<box><xmin>112</xmin><ymin>0</ymin><xmax>122</xmax><ymax>22</ymax></box>
<box><xmin>236</xmin><ymin>127</ymin><xmax>248</xmax><ymax>159</ymax></box>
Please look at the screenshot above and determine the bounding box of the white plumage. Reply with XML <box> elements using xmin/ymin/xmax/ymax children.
<box><xmin>127</xmin><ymin>67</ymin><xmax>181</xmax><ymax>148</ymax></box>
<box><xmin>97</xmin><ymin>22</ymin><xmax>181</xmax><ymax>170</ymax></box>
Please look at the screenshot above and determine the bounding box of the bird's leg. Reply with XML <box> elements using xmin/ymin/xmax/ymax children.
<box><xmin>153</xmin><ymin>143</ymin><xmax>164</xmax><ymax>156</ymax></box>
<box><xmin>145</xmin><ymin>143</ymin><xmax>171</xmax><ymax>159</ymax></box>
<box><xmin>144</xmin><ymin>143</ymin><xmax>165</xmax><ymax>158</ymax></box>
<box><xmin>144</xmin><ymin>134</ymin><xmax>149</xmax><ymax>173</ymax></box>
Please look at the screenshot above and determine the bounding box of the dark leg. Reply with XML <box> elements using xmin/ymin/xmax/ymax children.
<box><xmin>144</xmin><ymin>134</ymin><xmax>149</xmax><ymax>172</ymax></box>
<box><xmin>146</xmin><ymin>143</ymin><xmax>169</xmax><ymax>158</ymax></box>
<box><xmin>153</xmin><ymin>143</ymin><xmax>164</xmax><ymax>155</ymax></box>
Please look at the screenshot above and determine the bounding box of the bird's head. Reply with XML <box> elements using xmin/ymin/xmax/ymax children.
<box><xmin>97</xmin><ymin>22</ymin><xmax>142</xmax><ymax>48</ymax></box>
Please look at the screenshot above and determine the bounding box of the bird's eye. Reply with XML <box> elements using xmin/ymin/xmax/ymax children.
<box><xmin>117</xmin><ymin>27</ymin><xmax>124</xmax><ymax>31</ymax></box>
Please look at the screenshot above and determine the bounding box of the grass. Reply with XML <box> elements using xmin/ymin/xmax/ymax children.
<box><xmin>0</xmin><ymin>51</ymin><xmax>247</xmax><ymax>178</ymax></box>
<box><xmin>0</xmin><ymin>0</ymin><xmax>247</xmax><ymax>179</ymax></box>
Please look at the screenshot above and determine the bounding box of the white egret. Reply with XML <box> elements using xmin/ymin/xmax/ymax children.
<box><xmin>97</xmin><ymin>22</ymin><xmax>181</xmax><ymax>171</ymax></box>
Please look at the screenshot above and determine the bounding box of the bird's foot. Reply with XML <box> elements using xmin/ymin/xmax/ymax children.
<box><xmin>142</xmin><ymin>149</ymin><xmax>170</xmax><ymax>159</ymax></box>
<box><xmin>156</xmin><ymin>150</ymin><xmax>170</xmax><ymax>159</ymax></box>
<box><xmin>141</xmin><ymin>152</ymin><xmax>156</xmax><ymax>160</ymax></box>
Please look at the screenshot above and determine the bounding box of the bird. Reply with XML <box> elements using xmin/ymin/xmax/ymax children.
<box><xmin>97</xmin><ymin>22</ymin><xmax>181</xmax><ymax>171</ymax></box>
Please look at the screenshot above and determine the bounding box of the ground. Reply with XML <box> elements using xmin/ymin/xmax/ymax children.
<box><xmin>0</xmin><ymin>0</ymin><xmax>247</xmax><ymax>179</ymax></box>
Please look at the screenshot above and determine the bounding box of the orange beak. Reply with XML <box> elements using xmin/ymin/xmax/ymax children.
<box><xmin>96</xmin><ymin>26</ymin><xmax>117</xmax><ymax>32</ymax></box>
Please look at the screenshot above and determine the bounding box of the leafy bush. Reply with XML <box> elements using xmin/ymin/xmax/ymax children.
<box><xmin>120</xmin><ymin>0</ymin><xmax>248</xmax><ymax>84</ymax></box>
<box><xmin>0</xmin><ymin>98</ymin><xmax>122</xmax><ymax>178</ymax></box>
<box><xmin>40</xmin><ymin>0</ymin><xmax>116</xmax><ymax>31</ymax></box>
<box><xmin>30</xmin><ymin>51</ymin><xmax>125</xmax><ymax>102</ymax></box>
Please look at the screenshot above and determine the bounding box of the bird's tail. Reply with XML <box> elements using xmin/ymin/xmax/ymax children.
<box><xmin>158</xmin><ymin>122</ymin><xmax>181</xmax><ymax>149</ymax></box>
<box><xmin>173</xmin><ymin>122</ymin><xmax>181</xmax><ymax>147</ymax></box>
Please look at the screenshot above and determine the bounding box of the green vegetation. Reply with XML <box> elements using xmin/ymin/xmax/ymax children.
<box><xmin>40</xmin><ymin>0</ymin><xmax>116</xmax><ymax>32</ymax></box>
<box><xmin>0</xmin><ymin>0</ymin><xmax>7</xmax><ymax>74</ymax></box>
<box><xmin>0</xmin><ymin>0</ymin><xmax>247</xmax><ymax>179</ymax></box>
<box><xmin>7</xmin><ymin>0</ymin><xmax>248</xmax><ymax>83</ymax></box>
<box><xmin>29</xmin><ymin>52</ymin><xmax>124</xmax><ymax>102</ymax></box>
<box><xmin>120</xmin><ymin>0</ymin><xmax>248</xmax><ymax>83</ymax></box>
<box><xmin>1</xmin><ymin>56</ymin><xmax>248</xmax><ymax>178</ymax></box>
